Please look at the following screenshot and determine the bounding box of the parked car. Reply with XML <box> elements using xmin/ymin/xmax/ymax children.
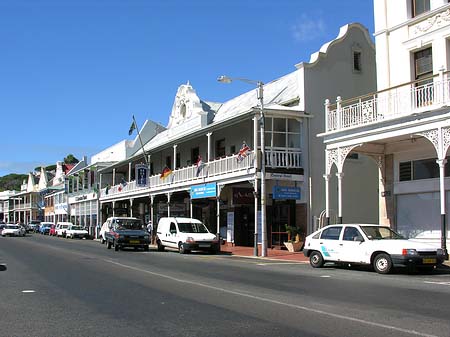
<box><xmin>156</xmin><ymin>217</ymin><xmax>219</xmax><ymax>254</ymax></box>
<box><xmin>28</xmin><ymin>220</ymin><xmax>41</xmax><ymax>233</ymax></box>
<box><xmin>303</xmin><ymin>224</ymin><xmax>446</xmax><ymax>274</ymax></box>
<box><xmin>49</xmin><ymin>224</ymin><xmax>57</xmax><ymax>236</ymax></box>
<box><xmin>39</xmin><ymin>222</ymin><xmax>54</xmax><ymax>235</ymax></box>
<box><xmin>56</xmin><ymin>222</ymin><xmax>72</xmax><ymax>237</ymax></box>
<box><xmin>0</xmin><ymin>224</ymin><xmax>5</xmax><ymax>235</ymax></box>
<box><xmin>65</xmin><ymin>225</ymin><xmax>88</xmax><ymax>239</ymax></box>
<box><xmin>2</xmin><ymin>224</ymin><xmax>26</xmax><ymax>237</ymax></box>
<box><xmin>104</xmin><ymin>217</ymin><xmax>149</xmax><ymax>251</ymax></box>
<box><xmin>100</xmin><ymin>217</ymin><xmax>138</xmax><ymax>244</ymax></box>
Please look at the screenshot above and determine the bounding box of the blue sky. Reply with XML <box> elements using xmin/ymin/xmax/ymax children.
<box><xmin>0</xmin><ymin>0</ymin><xmax>374</xmax><ymax>177</ymax></box>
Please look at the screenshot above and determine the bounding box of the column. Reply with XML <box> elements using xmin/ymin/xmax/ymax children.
<box><xmin>323</xmin><ymin>174</ymin><xmax>330</xmax><ymax>226</ymax></box>
<box><xmin>336</xmin><ymin>172</ymin><xmax>344</xmax><ymax>224</ymax></box>
<box><xmin>207</xmin><ymin>132</ymin><xmax>212</xmax><ymax>162</ymax></box>
<box><xmin>112</xmin><ymin>201</ymin><xmax>116</xmax><ymax>217</ymax></box>
<box><xmin>130</xmin><ymin>198</ymin><xmax>134</xmax><ymax>217</ymax></box>
<box><xmin>253</xmin><ymin>180</ymin><xmax>258</xmax><ymax>256</ymax></box>
<box><xmin>112</xmin><ymin>168</ymin><xmax>116</xmax><ymax>186</ymax></box>
<box><xmin>167</xmin><ymin>193</ymin><xmax>171</xmax><ymax>217</ymax></box>
<box><xmin>173</xmin><ymin>145</ymin><xmax>177</xmax><ymax>169</ymax></box>
<box><xmin>128</xmin><ymin>162</ymin><xmax>132</xmax><ymax>182</ymax></box>
<box><xmin>437</xmin><ymin>158</ymin><xmax>448</xmax><ymax>257</ymax></box>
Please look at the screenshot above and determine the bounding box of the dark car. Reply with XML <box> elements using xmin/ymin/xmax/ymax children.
<box><xmin>105</xmin><ymin>217</ymin><xmax>150</xmax><ymax>252</ymax></box>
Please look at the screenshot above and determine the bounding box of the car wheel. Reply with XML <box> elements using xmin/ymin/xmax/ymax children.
<box><xmin>157</xmin><ymin>240</ymin><xmax>165</xmax><ymax>252</ymax></box>
<box><xmin>114</xmin><ymin>241</ymin><xmax>119</xmax><ymax>251</ymax></box>
<box><xmin>107</xmin><ymin>240</ymin><xmax>112</xmax><ymax>249</ymax></box>
<box><xmin>101</xmin><ymin>238</ymin><xmax>105</xmax><ymax>244</ymax></box>
<box><xmin>309</xmin><ymin>251</ymin><xmax>324</xmax><ymax>268</ymax></box>
<box><xmin>144</xmin><ymin>245</ymin><xmax>149</xmax><ymax>252</ymax></box>
<box><xmin>373</xmin><ymin>253</ymin><xmax>392</xmax><ymax>274</ymax></box>
<box><xmin>178</xmin><ymin>243</ymin><xmax>188</xmax><ymax>254</ymax></box>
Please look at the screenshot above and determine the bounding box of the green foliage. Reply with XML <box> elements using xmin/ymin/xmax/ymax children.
<box><xmin>64</xmin><ymin>154</ymin><xmax>79</xmax><ymax>164</ymax></box>
<box><xmin>0</xmin><ymin>174</ymin><xmax>28</xmax><ymax>192</ymax></box>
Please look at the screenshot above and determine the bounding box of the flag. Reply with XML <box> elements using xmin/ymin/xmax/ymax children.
<box><xmin>160</xmin><ymin>166</ymin><xmax>173</xmax><ymax>179</ymax></box>
<box><xmin>195</xmin><ymin>155</ymin><xmax>205</xmax><ymax>177</ymax></box>
<box><xmin>118</xmin><ymin>177</ymin><xmax>127</xmax><ymax>192</ymax></box>
<box><xmin>237</xmin><ymin>142</ymin><xmax>250</xmax><ymax>162</ymax></box>
<box><xmin>128</xmin><ymin>120</ymin><xmax>137</xmax><ymax>135</ymax></box>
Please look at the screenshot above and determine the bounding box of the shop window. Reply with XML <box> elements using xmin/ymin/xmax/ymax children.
<box><xmin>399</xmin><ymin>157</ymin><xmax>450</xmax><ymax>181</ymax></box>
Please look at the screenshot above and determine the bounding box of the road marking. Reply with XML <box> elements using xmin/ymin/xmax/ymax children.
<box><xmin>105</xmin><ymin>259</ymin><xmax>441</xmax><ymax>337</ymax></box>
<box><xmin>21</xmin><ymin>290</ymin><xmax>35</xmax><ymax>293</ymax></box>
<box><xmin>424</xmin><ymin>281</ymin><xmax>450</xmax><ymax>286</ymax></box>
<box><xmin>320</xmin><ymin>275</ymin><xmax>331</xmax><ymax>278</ymax></box>
<box><xmin>256</xmin><ymin>262</ymin><xmax>303</xmax><ymax>266</ymax></box>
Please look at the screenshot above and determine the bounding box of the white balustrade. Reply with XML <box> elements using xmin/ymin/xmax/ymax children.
<box><xmin>326</xmin><ymin>75</ymin><xmax>450</xmax><ymax>132</ymax></box>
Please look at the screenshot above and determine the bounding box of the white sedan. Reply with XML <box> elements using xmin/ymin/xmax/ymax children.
<box><xmin>303</xmin><ymin>224</ymin><xmax>446</xmax><ymax>274</ymax></box>
<box><xmin>65</xmin><ymin>225</ymin><xmax>88</xmax><ymax>239</ymax></box>
<box><xmin>1</xmin><ymin>224</ymin><xmax>26</xmax><ymax>237</ymax></box>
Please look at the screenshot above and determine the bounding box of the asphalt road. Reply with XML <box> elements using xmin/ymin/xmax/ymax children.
<box><xmin>1</xmin><ymin>234</ymin><xmax>450</xmax><ymax>337</ymax></box>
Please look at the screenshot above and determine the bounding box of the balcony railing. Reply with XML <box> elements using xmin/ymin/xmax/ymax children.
<box><xmin>100</xmin><ymin>149</ymin><xmax>303</xmax><ymax>199</ymax></box>
<box><xmin>325</xmin><ymin>71</ymin><xmax>450</xmax><ymax>132</ymax></box>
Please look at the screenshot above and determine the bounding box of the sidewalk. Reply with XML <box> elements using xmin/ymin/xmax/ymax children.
<box><xmin>219</xmin><ymin>244</ymin><xmax>450</xmax><ymax>267</ymax></box>
<box><xmin>219</xmin><ymin>244</ymin><xmax>309</xmax><ymax>263</ymax></box>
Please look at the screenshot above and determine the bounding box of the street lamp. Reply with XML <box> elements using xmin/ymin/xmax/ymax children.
<box><xmin>217</xmin><ymin>75</ymin><xmax>268</xmax><ymax>257</ymax></box>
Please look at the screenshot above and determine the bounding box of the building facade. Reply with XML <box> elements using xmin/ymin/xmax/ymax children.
<box><xmin>320</xmin><ymin>0</ymin><xmax>450</xmax><ymax>253</ymax></box>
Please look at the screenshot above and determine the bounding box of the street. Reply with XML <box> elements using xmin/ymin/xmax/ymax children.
<box><xmin>1</xmin><ymin>234</ymin><xmax>450</xmax><ymax>337</ymax></box>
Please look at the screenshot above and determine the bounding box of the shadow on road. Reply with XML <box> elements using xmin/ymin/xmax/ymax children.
<box><xmin>0</xmin><ymin>264</ymin><xmax>7</xmax><ymax>271</ymax></box>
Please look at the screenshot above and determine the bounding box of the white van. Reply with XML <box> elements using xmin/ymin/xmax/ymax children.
<box><xmin>156</xmin><ymin>217</ymin><xmax>219</xmax><ymax>254</ymax></box>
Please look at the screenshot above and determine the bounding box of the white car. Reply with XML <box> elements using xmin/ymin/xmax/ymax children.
<box><xmin>56</xmin><ymin>222</ymin><xmax>72</xmax><ymax>237</ymax></box>
<box><xmin>156</xmin><ymin>217</ymin><xmax>219</xmax><ymax>254</ymax></box>
<box><xmin>303</xmin><ymin>224</ymin><xmax>446</xmax><ymax>274</ymax></box>
<box><xmin>2</xmin><ymin>224</ymin><xmax>26</xmax><ymax>237</ymax></box>
<box><xmin>65</xmin><ymin>225</ymin><xmax>88</xmax><ymax>239</ymax></box>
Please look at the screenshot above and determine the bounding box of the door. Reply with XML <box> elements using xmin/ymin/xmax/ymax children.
<box><xmin>318</xmin><ymin>226</ymin><xmax>343</xmax><ymax>262</ymax></box>
<box><xmin>339</xmin><ymin>226</ymin><xmax>368</xmax><ymax>263</ymax></box>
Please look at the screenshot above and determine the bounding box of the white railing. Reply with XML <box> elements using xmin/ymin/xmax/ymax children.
<box><xmin>326</xmin><ymin>71</ymin><xmax>450</xmax><ymax>132</ymax></box>
<box><xmin>100</xmin><ymin>148</ymin><xmax>303</xmax><ymax>199</ymax></box>
<box><xmin>266</xmin><ymin>150</ymin><xmax>302</xmax><ymax>168</ymax></box>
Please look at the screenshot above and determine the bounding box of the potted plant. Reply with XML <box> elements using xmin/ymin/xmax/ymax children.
<box><xmin>283</xmin><ymin>224</ymin><xmax>304</xmax><ymax>252</ymax></box>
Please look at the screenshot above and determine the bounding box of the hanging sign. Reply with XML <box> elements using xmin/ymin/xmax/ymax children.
<box><xmin>135</xmin><ymin>164</ymin><xmax>149</xmax><ymax>187</ymax></box>
<box><xmin>272</xmin><ymin>186</ymin><xmax>301</xmax><ymax>200</ymax></box>
<box><xmin>190</xmin><ymin>182</ymin><xmax>217</xmax><ymax>199</ymax></box>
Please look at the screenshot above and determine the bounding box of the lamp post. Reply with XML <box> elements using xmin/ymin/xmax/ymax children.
<box><xmin>217</xmin><ymin>75</ymin><xmax>267</xmax><ymax>257</ymax></box>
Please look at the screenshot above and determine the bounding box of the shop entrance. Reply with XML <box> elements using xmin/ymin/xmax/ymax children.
<box><xmin>270</xmin><ymin>200</ymin><xmax>295</xmax><ymax>248</ymax></box>
<box><xmin>234</xmin><ymin>206</ymin><xmax>255</xmax><ymax>247</ymax></box>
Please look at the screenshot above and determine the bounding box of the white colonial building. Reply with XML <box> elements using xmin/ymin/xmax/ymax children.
<box><xmin>97</xmin><ymin>23</ymin><xmax>377</xmax><ymax>250</ymax></box>
<box><xmin>319</xmin><ymin>0</ymin><xmax>450</xmax><ymax>254</ymax></box>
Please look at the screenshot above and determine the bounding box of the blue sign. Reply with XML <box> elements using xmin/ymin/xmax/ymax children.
<box><xmin>135</xmin><ymin>164</ymin><xmax>149</xmax><ymax>187</ymax></box>
<box><xmin>190</xmin><ymin>182</ymin><xmax>217</xmax><ymax>199</ymax></box>
<box><xmin>272</xmin><ymin>186</ymin><xmax>301</xmax><ymax>200</ymax></box>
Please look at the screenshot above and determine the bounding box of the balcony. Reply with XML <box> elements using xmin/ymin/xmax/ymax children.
<box><xmin>100</xmin><ymin>149</ymin><xmax>302</xmax><ymax>199</ymax></box>
<box><xmin>325</xmin><ymin>71</ymin><xmax>450</xmax><ymax>133</ymax></box>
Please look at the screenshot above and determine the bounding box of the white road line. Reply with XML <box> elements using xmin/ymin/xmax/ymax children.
<box><xmin>320</xmin><ymin>275</ymin><xmax>331</xmax><ymax>278</ymax></box>
<box><xmin>21</xmin><ymin>290</ymin><xmax>35</xmax><ymax>293</ymax></box>
<box><xmin>105</xmin><ymin>259</ymin><xmax>442</xmax><ymax>337</ymax></box>
<box><xmin>424</xmin><ymin>281</ymin><xmax>450</xmax><ymax>286</ymax></box>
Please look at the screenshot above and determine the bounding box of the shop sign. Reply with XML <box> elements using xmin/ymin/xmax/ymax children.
<box><xmin>272</xmin><ymin>186</ymin><xmax>301</xmax><ymax>200</ymax></box>
<box><xmin>267</xmin><ymin>172</ymin><xmax>304</xmax><ymax>181</ymax></box>
<box><xmin>232</xmin><ymin>188</ymin><xmax>254</xmax><ymax>204</ymax></box>
<box><xmin>135</xmin><ymin>164</ymin><xmax>149</xmax><ymax>187</ymax></box>
<box><xmin>190</xmin><ymin>182</ymin><xmax>217</xmax><ymax>199</ymax></box>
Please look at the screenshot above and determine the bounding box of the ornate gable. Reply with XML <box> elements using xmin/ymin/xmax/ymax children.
<box><xmin>167</xmin><ymin>82</ymin><xmax>208</xmax><ymax>131</ymax></box>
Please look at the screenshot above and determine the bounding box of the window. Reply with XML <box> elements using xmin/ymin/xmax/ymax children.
<box><xmin>262</xmin><ymin>117</ymin><xmax>301</xmax><ymax>150</ymax></box>
<box><xmin>320</xmin><ymin>226</ymin><xmax>342</xmax><ymax>240</ymax></box>
<box><xmin>343</xmin><ymin>227</ymin><xmax>363</xmax><ymax>241</ymax></box>
<box><xmin>414</xmin><ymin>47</ymin><xmax>433</xmax><ymax>83</ymax></box>
<box><xmin>399</xmin><ymin>157</ymin><xmax>450</xmax><ymax>181</ymax></box>
<box><xmin>191</xmin><ymin>147</ymin><xmax>199</xmax><ymax>165</ymax></box>
<box><xmin>215</xmin><ymin>139</ymin><xmax>226</xmax><ymax>158</ymax></box>
<box><xmin>412</xmin><ymin>0</ymin><xmax>430</xmax><ymax>17</ymax></box>
<box><xmin>353</xmin><ymin>51</ymin><xmax>362</xmax><ymax>72</ymax></box>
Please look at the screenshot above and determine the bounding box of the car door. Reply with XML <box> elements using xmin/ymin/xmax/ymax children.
<box><xmin>318</xmin><ymin>226</ymin><xmax>343</xmax><ymax>262</ymax></box>
<box><xmin>339</xmin><ymin>226</ymin><xmax>369</xmax><ymax>264</ymax></box>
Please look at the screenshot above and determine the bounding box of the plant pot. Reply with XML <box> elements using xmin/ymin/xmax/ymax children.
<box><xmin>283</xmin><ymin>241</ymin><xmax>303</xmax><ymax>252</ymax></box>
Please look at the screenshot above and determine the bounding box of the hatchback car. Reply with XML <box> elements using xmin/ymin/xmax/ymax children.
<box><xmin>2</xmin><ymin>224</ymin><xmax>26</xmax><ymax>237</ymax></box>
<box><xmin>303</xmin><ymin>224</ymin><xmax>445</xmax><ymax>274</ymax></box>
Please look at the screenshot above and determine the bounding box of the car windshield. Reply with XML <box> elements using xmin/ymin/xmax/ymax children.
<box><xmin>7</xmin><ymin>225</ymin><xmax>19</xmax><ymax>229</ymax></box>
<box><xmin>178</xmin><ymin>222</ymin><xmax>209</xmax><ymax>233</ymax></box>
<box><xmin>71</xmin><ymin>226</ymin><xmax>83</xmax><ymax>230</ymax></box>
<box><xmin>361</xmin><ymin>226</ymin><xmax>404</xmax><ymax>240</ymax></box>
<box><xmin>115</xmin><ymin>219</ymin><xmax>142</xmax><ymax>230</ymax></box>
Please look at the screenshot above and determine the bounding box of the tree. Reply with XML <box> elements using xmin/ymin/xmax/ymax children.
<box><xmin>0</xmin><ymin>174</ymin><xmax>28</xmax><ymax>192</ymax></box>
<box><xmin>64</xmin><ymin>154</ymin><xmax>79</xmax><ymax>164</ymax></box>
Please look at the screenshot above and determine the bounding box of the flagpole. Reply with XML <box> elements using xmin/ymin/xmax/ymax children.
<box><xmin>132</xmin><ymin>115</ymin><xmax>149</xmax><ymax>166</ymax></box>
